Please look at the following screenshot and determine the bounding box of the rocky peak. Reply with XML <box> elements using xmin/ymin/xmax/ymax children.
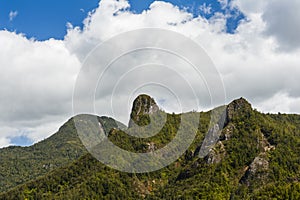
<box><xmin>240</xmin><ymin>152</ymin><xmax>270</xmax><ymax>187</ymax></box>
<box><xmin>227</xmin><ymin>97</ymin><xmax>253</xmax><ymax>121</ymax></box>
<box><xmin>129</xmin><ymin>94</ymin><xmax>159</xmax><ymax>127</ymax></box>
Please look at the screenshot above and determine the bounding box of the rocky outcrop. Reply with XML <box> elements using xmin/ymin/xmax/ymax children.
<box><xmin>220</xmin><ymin>123</ymin><xmax>235</xmax><ymax>141</ymax></box>
<box><xmin>129</xmin><ymin>94</ymin><xmax>159</xmax><ymax>127</ymax></box>
<box><xmin>196</xmin><ymin>105</ymin><xmax>227</xmax><ymax>157</ymax></box>
<box><xmin>257</xmin><ymin>132</ymin><xmax>276</xmax><ymax>152</ymax></box>
<box><xmin>239</xmin><ymin>130</ymin><xmax>275</xmax><ymax>187</ymax></box>
<box><xmin>227</xmin><ymin>97</ymin><xmax>252</xmax><ymax>122</ymax></box>
<box><xmin>205</xmin><ymin>141</ymin><xmax>226</xmax><ymax>164</ymax></box>
<box><xmin>249</xmin><ymin>154</ymin><xmax>269</xmax><ymax>174</ymax></box>
<box><xmin>146</xmin><ymin>142</ymin><xmax>156</xmax><ymax>153</ymax></box>
<box><xmin>198</xmin><ymin>124</ymin><xmax>221</xmax><ymax>158</ymax></box>
<box><xmin>240</xmin><ymin>152</ymin><xmax>270</xmax><ymax>187</ymax></box>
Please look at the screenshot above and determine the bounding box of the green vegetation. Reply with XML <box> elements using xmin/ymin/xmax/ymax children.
<box><xmin>0</xmin><ymin>116</ymin><xmax>121</xmax><ymax>193</ymax></box>
<box><xmin>1</xmin><ymin>96</ymin><xmax>300</xmax><ymax>199</ymax></box>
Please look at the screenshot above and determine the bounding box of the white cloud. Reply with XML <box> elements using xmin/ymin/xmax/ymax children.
<box><xmin>232</xmin><ymin>0</ymin><xmax>266</xmax><ymax>14</ymax></box>
<box><xmin>262</xmin><ymin>0</ymin><xmax>300</xmax><ymax>51</ymax></box>
<box><xmin>218</xmin><ymin>0</ymin><xmax>228</xmax><ymax>9</ymax></box>
<box><xmin>0</xmin><ymin>137</ymin><xmax>11</xmax><ymax>148</ymax></box>
<box><xmin>66</xmin><ymin>0</ymin><xmax>300</xmax><ymax>118</ymax></box>
<box><xmin>0</xmin><ymin>126</ymin><xmax>16</xmax><ymax>147</ymax></box>
<box><xmin>199</xmin><ymin>3</ymin><xmax>212</xmax><ymax>15</ymax></box>
<box><xmin>233</xmin><ymin>0</ymin><xmax>300</xmax><ymax>51</ymax></box>
<box><xmin>65</xmin><ymin>0</ymin><xmax>225</xmax><ymax>60</ymax></box>
<box><xmin>256</xmin><ymin>92</ymin><xmax>300</xmax><ymax>114</ymax></box>
<box><xmin>0</xmin><ymin>31</ymin><xmax>81</xmax><ymax>147</ymax></box>
<box><xmin>9</xmin><ymin>11</ymin><xmax>18</xmax><ymax>22</ymax></box>
<box><xmin>1</xmin><ymin>0</ymin><xmax>300</xmax><ymax>147</ymax></box>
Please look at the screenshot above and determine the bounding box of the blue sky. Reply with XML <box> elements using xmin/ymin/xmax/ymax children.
<box><xmin>0</xmin><ymin>0</ymin><xmax>244</xmax><ymax>41</ymax></box>
<box><xmin>1</xmin><ymin>0</ymin><xmax>300</xmax><ymax>148</ymax></box>
<box><xmin>0</xmin><ymin>0</ymin><xmax>244</xmax><ymax>147</ymax></box>
<box><xmin>128</xmin><ymin>0</ymin><xmax>245</xmax><ymax>33</ymax></box>
<box><xmin>10</xmin><ymin>135</ymin><xmax>33</xmax><ymax>146</ymax></box>
<box><xmin>0</xmin><ymin>0</ymin><xmax>99</xmax><ymax>40</ymax></box>
<box><xmin>0</xmin><ymin>0</ymin><xmax>245</xmax><ymax>147</ymax></box>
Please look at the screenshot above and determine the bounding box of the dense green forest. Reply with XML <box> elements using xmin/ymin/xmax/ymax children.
<box><xmin>0</xmin><ymin>116</ymin><xmax>121</xmax><ymax>193</ymax></box>
<box><xmin>1</xmin><ymin>95</ymin><xmax>300</xmax><ymax>199</ymax></box>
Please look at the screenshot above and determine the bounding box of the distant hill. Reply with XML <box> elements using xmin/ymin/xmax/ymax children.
<box><xmin>0</xmin><ymin>115</ymin><xmax>123</xmax><ymax>193</ymax></box>
<box><xmin>1</xmin><ymin>95</ymin><xmax>300</xmax><ymax>199</ymax></box>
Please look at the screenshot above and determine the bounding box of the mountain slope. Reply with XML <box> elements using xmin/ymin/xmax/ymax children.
<box><xmin>0</xmin><ymin>115</ymin><xmax>122</xmax><ymax>193</ymax></box>
<box><xmin>1</xmin><ymin>96</ymin><xmax>300</xmax><ymax>199</ymax></box>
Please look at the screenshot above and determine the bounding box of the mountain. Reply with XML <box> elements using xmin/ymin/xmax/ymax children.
<box><xmin>1</xmin><ymin>95</ymin><xmax>300</xmax><ymax>199</ymax></box>
<box><xmin>0</xmin><ymin>115</ymin><xmax>123</xmax><ymax>193</ymax></box>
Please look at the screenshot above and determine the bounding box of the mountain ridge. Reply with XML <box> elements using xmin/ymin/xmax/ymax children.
<box><xmin>0</xmin><ymin>115</ymin><xmax>124</xmax><ymax>193</ymax></box>
<box><xmin>1</xmin><ymin>95</ymin><xmax>300</xmax><ymax>199</ymax></box>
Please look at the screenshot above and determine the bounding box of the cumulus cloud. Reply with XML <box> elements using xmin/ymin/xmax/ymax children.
<box><xmin>256</xmin><ymin>92</ymin><xmax>300</xmax><ymax>114</ymax></box>
<box><xmin>0</xmin><ymin>31</ymin><xmax>81</xmax><ymax>147</ymax></box>
<box><xmin>67</xmin><ymin>0</ymin><xmax>300</xmax><ymax>112</ymax></box>
<box><xmin>234</xmin><ymin>0</ymin><xmax>300</xmax><ymax>51</ymax></box>
<box><xmin>1</xmin><ymin>0</ymin><xmax>300</xmax><ymax>147</ymax></box>
<box><xmin>67</xmin><ymin>0</ymin><xmax>227</xmax><ymax>123</ymax></box>
<box><xmin>9</xmin><ymin>11</ymin><xmax>18</xmax><ymax>22</ymax></box>
<box><xmin>232</xmin><ymin>0</ymin><xmax>266</xmax><ymax>14</ymax></box>
<box><xmin>262</xmin><ymin>0</ymin><xmax>300</xmax><ymax>51</ymax></box>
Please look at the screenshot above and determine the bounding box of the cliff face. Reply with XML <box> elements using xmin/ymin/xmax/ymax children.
<box><xmin>128</xmin><ymin>94</ymin><xmax>159</xmax><ymax>127</ymax></box>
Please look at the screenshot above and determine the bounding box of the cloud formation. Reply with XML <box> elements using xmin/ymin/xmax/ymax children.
<box><xmin>234</xmin><ymin>0</ymin><xmax>300</xmax><ymax>51</ymax></box>
<box><xmin>9</xmin><ymin>11</ymin><xmax>18</xmax><ymax>22</ymax></box>
<box><xmin>262</xmin><ymin>0</ymin><xmax>300</xmax><ymax>51</ymax></box>
<box><xmin>0</xmin><ymin>0</ymin><xmax>300</xmax><ymax>147</ymax></box>
<box><xmin>0</xmin><ymin>31</ymin><xmax>80</xmax><ymax>147</ymax></box>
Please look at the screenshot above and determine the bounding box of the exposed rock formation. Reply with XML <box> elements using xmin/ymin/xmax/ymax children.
<box><xmin>240</xmin><ymin>152</ymin><xmax>270</xmax><ymax>187</ymax></box>
<box><xmin>198</xmin><ymin>124</ymin><xmax>221</xmax><ymax>158</ymax></box>
<box><xmin>220</xmin><ymin>123</ymin><xmax>235</xmax><ymax>141</ymax></box>
<box><xmin>205</xmin><ymin>141</ymin><xmax>226</xmax><ymax>164</ymax></box>
<box><xmin>146</xmin><ymin>142</ymin><xmax>156</xmax><ymax>153</ymax></box>
<box><xmin>257</xmin><ymin>132</ymin><xmax>276</xmax><ymax>152</ymax></box>
<box><xmin>129</xmin><ymin>94</ymin><xmax>159</xmax><ymax>127</ymax></box>
<box><xmin>227</xmin><ymin>97</ymin><xmax>252</xmax><ymax>121</ymax></box>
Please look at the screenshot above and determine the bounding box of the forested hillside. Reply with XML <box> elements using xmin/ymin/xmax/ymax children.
<box><xmin>1</xmin><ymin>95</ymin><xmax>300</xmax><ymax>199</ymax></box>
<box><xmin>0</xmin><ymin>116</ymin><xmax>121</xmax><ymax>193</ymax></box>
